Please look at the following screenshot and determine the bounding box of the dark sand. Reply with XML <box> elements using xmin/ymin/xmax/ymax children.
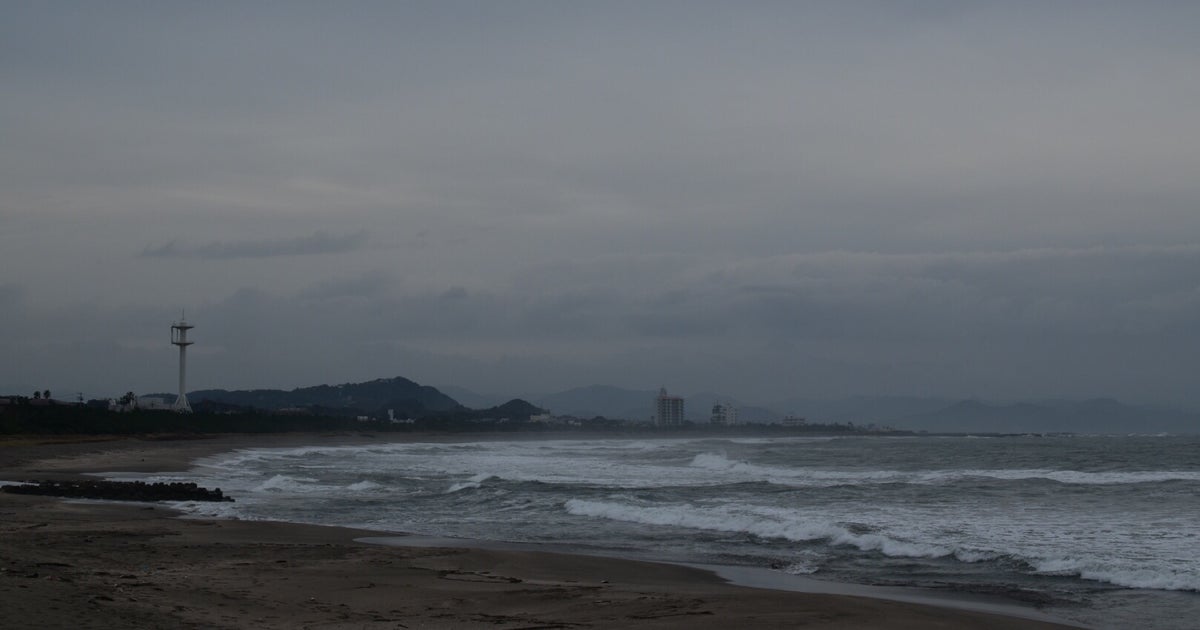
<box><xmin>1</xmin><ymin>434</ymin><xmax>1084</xmax><ymax>629</ymax></box>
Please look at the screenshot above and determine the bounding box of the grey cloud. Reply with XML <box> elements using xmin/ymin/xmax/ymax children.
<box><xmin>717</xmin><ymin>246</ymin><xmax>1200</xmax><ymax>338</ymax></box>
<box><xmin>0</xmin><ymin>284</ymin><xmax>27</xmax><ymax>333</ymax></box>
<box><xmin>4</xmin><ymin>4</ymin><xmax>1200</xmax><ymax>406</ymax></box>
<box><xmin>214</xmin><ymin>243</ymin><xmax>1200</xmax><ymax>352</ymax></box>
<box><xmin>298</xmin><ymin>271</ymin><xmax>393</xmax><ymax>301</ymax></box>
<box><xmin>141</xmin><ymin>231</ymin><xmax>367</xmax><ymax>260</ymax></box>
<box><xmin>484</xmin><ymin>245</ymin><xmax>1200</xmax><ymax>360</ymax></box>
<box><xmin>6</xmin><ymin>240</ymin><xmax>1198</xmax><ymax>405</ymax></box>
<box><xmin>0</xmin><ymin>283</ymin><xmax>24</xmax><ymax>306</ymax></box>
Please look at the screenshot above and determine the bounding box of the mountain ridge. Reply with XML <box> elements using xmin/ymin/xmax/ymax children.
<box><xmin>185</xmin><ymin>377</ymin><xmax>1200</xmax><ymax>433</ymax></box>
<box><xmin>189</xmin><ymin>376</ymin><xmax>463</xmax><ymax>416</ymax></box>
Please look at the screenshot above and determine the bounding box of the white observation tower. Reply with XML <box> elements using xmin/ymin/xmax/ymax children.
<box><xmin>170</xmin><ymin>315</ymin><xmax>194</xmax><ymax>413</ymax></box>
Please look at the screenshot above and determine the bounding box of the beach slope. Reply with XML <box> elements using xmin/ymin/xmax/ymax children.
<box><xmin>1</xmin><ymin>436</ymin><xmax>1080</xmax><ymax>629</ymax></box>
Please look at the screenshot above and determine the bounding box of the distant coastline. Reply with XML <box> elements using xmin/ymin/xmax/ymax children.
<box><xmin>7</xmin><ymin>374</ymin><xmax>1197</xmax><ymax>436</ymax></box>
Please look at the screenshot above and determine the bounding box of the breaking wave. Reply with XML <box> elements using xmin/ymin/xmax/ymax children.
<box><xmin>563</xmin><ymin>498</ymin><xmax>952</xmax><ymax>558</ymax></box>
<box><xmin>1032</xmin><ymin>557</ymin><xmax>1199</xmax><ymax>592</ymax></box>
<box><xmin>446</xmin><ymin>473</ymin><xmax>496</xmax><ymax>493</ymax></box>
<box><xmin>688</xmin><ymin>453</ymin><xmax>1200</xmax><ymax>486</ymax></box>
<box><xmin>253</xmin><ymin>474</ymin><xmax>324</xmax><ymax>493</ymax></box>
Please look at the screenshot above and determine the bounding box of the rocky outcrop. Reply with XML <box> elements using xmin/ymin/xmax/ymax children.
<box><xmin>1</xmin><ymin>479</ymin><xmax>233</xmax><ymax>502</ymax></box>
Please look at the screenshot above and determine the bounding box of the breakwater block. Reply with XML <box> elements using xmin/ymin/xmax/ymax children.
<box><xmin>1</xmin><ymin>479</ymin><xmax>234</xmax><ymax>502</ymax></box>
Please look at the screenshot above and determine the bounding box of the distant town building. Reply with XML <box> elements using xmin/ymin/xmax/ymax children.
<box><xmin>655</xmin><ymin>387</ymin><xmax>685</xmax><ymax>427</ymax></box>
<box><xmin>137</xmin><ymin>396</ymin><xmax>172</xmax><ymax>410</ymax></box>
<box><xmin>710</xmin><ymin>402</ymin><xmax>738</xmax><ymax>426</ymax></box>
<box><xmin>781</xmin><ymin>415</ymin><xmax>807</xmax><ymax>427</ymax></box>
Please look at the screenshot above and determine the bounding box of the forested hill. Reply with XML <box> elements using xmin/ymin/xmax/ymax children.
<box><xmin>189</xmin><ymin>376</ymin><xmax>463</xmax><ymax>415</ymax></box>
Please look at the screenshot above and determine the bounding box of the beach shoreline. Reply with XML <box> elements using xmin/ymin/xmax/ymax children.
<box><xmin>1</xmin><ymin>433</ymin><xmax>1084</xmax><ymax>628</ymax></box>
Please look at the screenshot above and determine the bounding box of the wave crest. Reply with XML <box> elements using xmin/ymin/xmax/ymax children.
<box><xmin>253</xmin><ymin>474</ymin><xmax>321</xmax><ymax>493</ymax></box>
<box><xmin>564</xmin><ymin>498</ymin><xmax>951</xmax><ymax>558</ymax></box>
<box><xmin>688</xmin><ymin>453</ymin><xmax>1200</xmax><ymax>486</ymax></box>
<box><xmin>447</xmin><ymin>473</ymin><xmax>497</xmax><ymax>493</ymax></box>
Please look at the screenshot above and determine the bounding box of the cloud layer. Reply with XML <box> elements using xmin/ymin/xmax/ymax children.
<box><xmin>2</xmin><ymin>3</ymin><xmax>1198</xmax><ymax>406</ymax></box>
<box><xmin>141</xmin><ymin>231</ymin><xmax>368</xmax><ymax>259</ymax></box>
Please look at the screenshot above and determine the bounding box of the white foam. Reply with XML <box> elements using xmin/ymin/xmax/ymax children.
<box><xmin>166</xmin><ymin>499</ymin><xmax>249</xmax><ymax>520</ymax></box>
<box><xmin>1033</xmin><ymin>557</ymin><xmax>1200</xmax><ymax>592</ymax></box>
<box><xmin>253</xmin><ymin>474</ymin><xmax>322</xmax><ymax>493</ymax></box>
<box><xmin>446</xmin><ymin>473</ymin><xmax>495</xmax><ymax>493</ymax></box>
<box><xmin>953</xmin><ymin>549</ymin><xmax>998</xmax><ymax>563</ymax></box>
<box><xmin>783</xmin><ymin>561</ymin><xmax>820</xmax><ymax>575</ymax></box>
<box><xmin>563</xmin><ymin>497</ymin><xmax>1200</xmax><ymax>592</ymax></box>
<box><xmin>941</xmin><ymin>468</ymin><xmax>1200</xmax><ymax>485</ymax></box>
<box><xmin>687</xmin><ymin>453</ymin><xmax>1200</xmax><ymax>487</ymax></box>
<box><xmin>688</xmin><ymin>452</ymin><xmax>903</xmax><ymax>486</ymax></box>
<box><xmin>168</xmin><ymin>436</ymin><xmax>1200</xmax><ymax>597</ymax></box>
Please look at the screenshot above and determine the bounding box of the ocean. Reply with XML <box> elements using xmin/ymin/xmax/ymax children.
<box><xmin>124</xmin><ymin>434</ymin><xmax>1199</xmax><ymax>629</ymax></box>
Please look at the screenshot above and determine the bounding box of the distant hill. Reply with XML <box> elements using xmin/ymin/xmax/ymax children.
<box><xmin>190</xmin><ymin>376</ymin><xmax>463</xmax><ymax>417</ymax></box>
<box><xmin>472</xmin><ymin>399</ymin><xmax>545</xmax><ymax>421</ymax></box>
<box><xmin>768</xmin><ymin>396</ymin><xmax>953</xmax><ymax>426</ymax></box>
<box><xmin>434</xmin><ymin>385</ymin><xmax>512</xmax><ymax>409</ymax></box>
<box><xmin>892</xmin><ymin>398</ymin><xmax>1200</xmax><ymax>434</ymax></box>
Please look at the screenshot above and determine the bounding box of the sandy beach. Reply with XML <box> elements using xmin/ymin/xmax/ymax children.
<box><xmin>1</xmin><ymin>434</ymin><xmax>1083</xmax><ymax>629</ymax></box>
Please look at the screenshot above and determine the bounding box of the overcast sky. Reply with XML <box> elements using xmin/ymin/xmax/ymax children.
<box><xmin>3</xmin><ymin>2</ymin><xmax>1199</xmax><ymax>407</ymax></box>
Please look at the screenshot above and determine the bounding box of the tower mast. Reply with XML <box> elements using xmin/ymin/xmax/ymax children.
<box><xmin>170</xmin><ymin>315</ymin><xmax>194</xmax><ymax>413</ymax></box>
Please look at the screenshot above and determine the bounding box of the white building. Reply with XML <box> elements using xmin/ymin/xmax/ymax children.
<box><xmin>710</xmin><ymin>402</ymin><xmax>738</xmax><ymax>426</ymax></box>
<box><xmin>655</xmin><ymin>388</ymin><xmax>685</xmax><ymax>427</ymax></box>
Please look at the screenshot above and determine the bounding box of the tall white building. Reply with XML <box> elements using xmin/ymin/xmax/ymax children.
<box><xmin>655</xmin><ymin>387</ymin><xmax>685</xmax><ymax>427</ymax></box>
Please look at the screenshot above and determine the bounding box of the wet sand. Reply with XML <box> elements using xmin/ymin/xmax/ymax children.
<box><xmin>1</xmin><ymin>434</ymin><xmax>1083</xmax><ymax>629</ymax></box>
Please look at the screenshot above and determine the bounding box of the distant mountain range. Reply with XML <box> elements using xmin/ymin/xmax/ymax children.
<box><xmin>514</xmin><ymin>385</ymin><xmax>1198</xmax><ymax>433</ymax></box>
<box><xmin>536</xmin><ymin>385</ymin><xmax>658</xmax><ymax>421</ymax></box>
<box><xmin>185</xmin><ymin>377</ymin><xmax>1199</xmax><ymax>434</ymax></box>
<box><xmin>766</xmin><ymin>395</ymin><xmax>954</xmax><ymax>426</ymax></box>
<box><xmin>434</xmin><ymin>385</ymin><xmax>513</xmax><ymax>410</ymax></box>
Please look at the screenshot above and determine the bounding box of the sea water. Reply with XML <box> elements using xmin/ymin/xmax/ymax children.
<box><xmin>128</xmin><ymin>434</ymin><xmax>1199</xmax><ymax>629</ymax></box>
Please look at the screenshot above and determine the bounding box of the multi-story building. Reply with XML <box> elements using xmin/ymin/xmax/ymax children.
<box><xmin>710</xmin><ymin>402</ymin><xmax>738</xmax><ymax>426</ymax></box>
<box><xmin>655</xmin><ymin>387</ymin><xmax>685</xmax><ymax>427</ymax></box>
